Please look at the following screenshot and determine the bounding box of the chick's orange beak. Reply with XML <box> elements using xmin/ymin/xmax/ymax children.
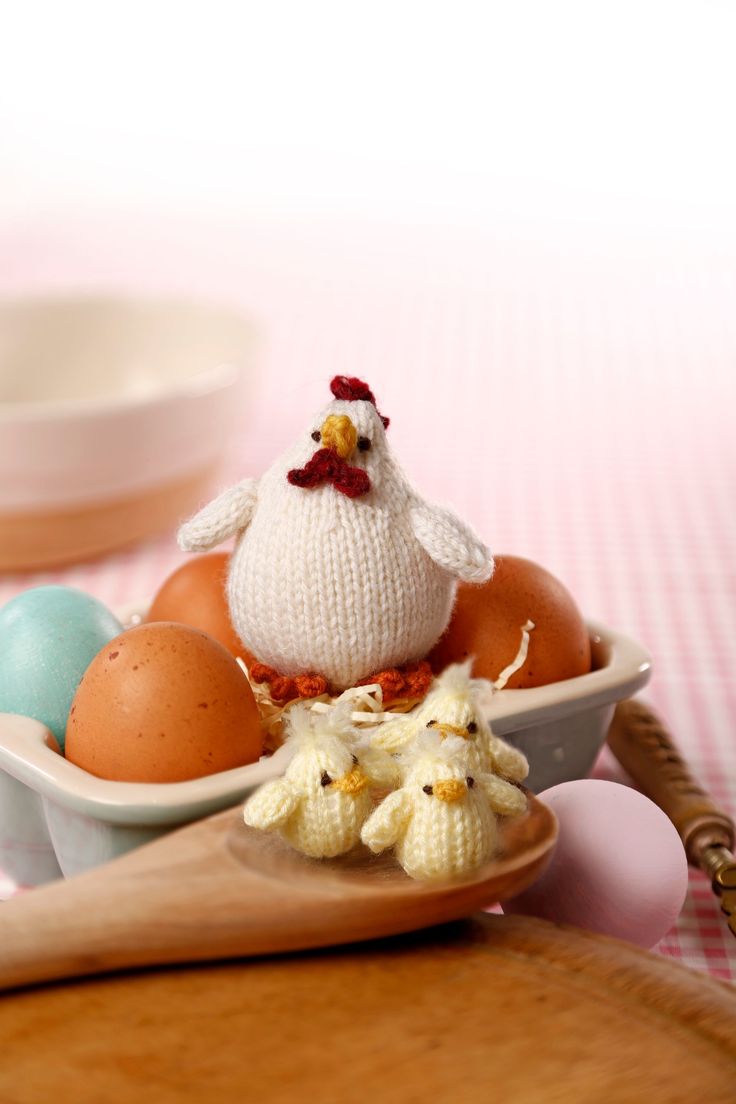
<box><xmin>321</xmin><ymin>414</ymin><xmax>358</xmax><ymax>459</ymax></box>
<box><xmin>332</xmin><ymin>767</ymin><xmax>369</xmax><ymax>795</ymax></box>
<box><xmin>430</xmin><ymin>722</ymin><xmax>471</xmax><ymax>740</ymax></box>
<box><xmin>433</xmin><ymin>779</ymin><xmax>467</xmax><ymax>804</ymax></box>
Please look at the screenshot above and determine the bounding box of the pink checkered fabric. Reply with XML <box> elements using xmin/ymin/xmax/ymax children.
<box><xmin>1</xmin><ymin>215</ymin><xmax>734</xmax><ymax>980</ymax></box>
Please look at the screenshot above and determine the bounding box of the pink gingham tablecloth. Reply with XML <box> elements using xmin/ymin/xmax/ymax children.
<box><xmin>1</xmin><ymin>214</ymin><xmax>734</xmax><ymax>980</ymax></box>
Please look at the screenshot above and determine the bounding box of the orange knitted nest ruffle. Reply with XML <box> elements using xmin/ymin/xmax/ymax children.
<box><xmin>249</xmin><ymin>660</ymin><xmax>433</xmax><ymax>706</ymax></box>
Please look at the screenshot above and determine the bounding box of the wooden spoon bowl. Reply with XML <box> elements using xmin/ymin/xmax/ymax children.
<box><xmin>0</xmin><ymin>793</ymin><xmax>556</xmax><ymax>992</ymax></box>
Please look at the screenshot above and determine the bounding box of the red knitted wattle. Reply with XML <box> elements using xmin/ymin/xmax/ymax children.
<box><xmin>287</xmin><ymin>448</ymin><xmax>371</xmax><ymax>498</ymax></box>
<box><xmin>329</xmin><ymin>375</ymin><xmax>390</xmax><ymax>429</ymax></box>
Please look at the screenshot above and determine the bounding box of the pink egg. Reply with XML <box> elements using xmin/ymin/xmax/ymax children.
<box><xmin>502</xmin><ymin>779</ymin><xmax>688</xmax><ymax>948</ymax></box>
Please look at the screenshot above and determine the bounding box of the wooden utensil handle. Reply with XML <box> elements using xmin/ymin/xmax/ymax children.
<box><xmin>607</xmin><ymin>699</ymin><xmax>735</xmax><ymax>867</ymax></box>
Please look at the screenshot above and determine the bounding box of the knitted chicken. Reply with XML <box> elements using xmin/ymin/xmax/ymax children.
<box><xmin>178</xmin><ymin>376</ymin><xmax>492</xmax><ymax>693</ymax></box>
<box><xmin>361</xmin><ymin>730</ymin><xmax>527</xmax><ymax>881</ymax></box>
<box><xmin>243</xmin><ymin>704</ymin><xmax>398</xmax><ymax>859</ymax></box>
<box><xmin>371</xmin><ymin>661</ymin><xmax>529</xmax><ymax>781</ymax></box>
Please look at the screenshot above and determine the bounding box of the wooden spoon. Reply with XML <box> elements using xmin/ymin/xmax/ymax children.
<box><xmin>0</xmin><ymin>793</ymin><xmax>555</xmax><ymax>992</ymax></box>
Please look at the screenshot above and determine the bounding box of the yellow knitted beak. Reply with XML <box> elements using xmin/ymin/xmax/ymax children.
<box><xmin>332</xmin><ymin>766</ymin><xmax>369</xmax><ymax>795</ymax></box>
<box><xmin>321</xmin><ymin>414</ymin><xmax>358</xmax><ymax>459</ymax></box>
<box><xmin>431</xmin><ymin>722</ymin><xmax>471</xmax><ymax>740</ymax></box>
<box><xmin>433</xmin><ymin>778</ymin><xmax>467</xmax><ymax>804</ymax></box>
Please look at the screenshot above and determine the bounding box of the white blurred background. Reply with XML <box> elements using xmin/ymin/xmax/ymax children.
<box><xmin>1</xmin><ymin>0</ymin><xmax>734</xmax><ymax>593</ymax></box>
<box><xmin>2</xmin><ymin>0</ymin><xmax>735</xmax><ymax>240</ymax></box>
<box><xmin>1</xmin><ymin>0</ymin><xmax>735</xmax><ymax>593</ymax></box>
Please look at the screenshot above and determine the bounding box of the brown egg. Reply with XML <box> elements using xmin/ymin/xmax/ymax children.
<box><xmin>147</xmin><ymin>553</ymin><xmax>256</xmax><ymax>667</ymax></box>
<box><xmin>65</xmin><ymin>622</ymin><xmax>263</xmax><ymax>782</ymax></box>
<box><xmin>428</xmin><ymin>554</ymin><xmax>591</xmax><ymax>689</ymax></box>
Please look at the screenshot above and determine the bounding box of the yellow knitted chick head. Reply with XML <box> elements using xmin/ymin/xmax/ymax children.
<box><xmin>372</xmin><ymin>661</ymin><xmax>528</xmax><ymax>783</ymax></box>
<box><xmin>362</xmin><ymin>729</ymin><xmax>501</xmax><ymax>881</ymax></box>
<box><xmin>282</xmin><ymin>702</ymin><xmax>362</xmax><ymax>798</ymax></box>
<box><xmin>244</xmin><ymin>702</ymin><xmax>392</xmax><ymax>859</ymax></box>
<box><xmin>399</xmin><ymin>729</ymin><xmax>474</xmax><ymax>797</ymax></box>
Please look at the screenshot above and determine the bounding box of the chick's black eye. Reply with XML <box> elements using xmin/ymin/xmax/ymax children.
<box><xmin>427</xmin><ymin>719</ymin><xmax>437</xmax><ymax>728</ymax></box>
<box><xmin>422</xmin><ymin>784</ymin><xmax>434</xmax><ymax>795</ymax></box>
<box><xmin>311</xmin><ymin>430</ymin><xmax>321</xmax><ymax>442</ymax></box>
<box><xmin>352</xmin><ymin>754</ymin><xmax>359</xmax><ymax>766</ymax></box>
<box><xmin>467</xmin><ymin>776</ymin><xmax>475</xmax><ymax>788</ymax></box>
<box><xmin>358</xmin><ymin>436</ymin><xmax>371</xmax><ymax>451</ymax></box>
<box><xmin>467</xmin><ymin>721</ymin><xmax>478</xmax><ymax>734</ymax></box>
<box><xmin>320</xmin><ymin>771</ymin><xmax>332</xmax><ymax>787</ymax></box>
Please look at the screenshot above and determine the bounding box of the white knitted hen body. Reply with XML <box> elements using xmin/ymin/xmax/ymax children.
<box><xmin>179</xmin><ymin>381</ymin><xmax>493</xmax><ymax>691</ymax></box>
<box><xmin>228</xmin><ymin>473</ymin><xmax>453</xmax><ymax>690</ymax></box>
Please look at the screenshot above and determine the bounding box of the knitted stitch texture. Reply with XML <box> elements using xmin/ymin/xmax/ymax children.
<box><xmin>361</xmin><ymin>731</ymin><xmax>527</xmax><ymax>881</ymax></box>
<box><xmin>243</xmin><ymin>704</ymin><xmax>397</xmax><ymax>859</ymax></box>
<box><xmin>178</xmin><ymin>479</ymin><xmax>258</xmax><ymax>552</ymax></box>
<box><xmin>179</xmin><ymin>380</ymin><xmax>493</xmax><ymax>690</ymax></box>
<box><xmin>371</xmin><ymin>661</ymin><xmax>529</xmax><ymax>781</ymax></box>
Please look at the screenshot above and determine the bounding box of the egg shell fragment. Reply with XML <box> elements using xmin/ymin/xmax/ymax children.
<box><xmin>65</xmin><ymin>622</ymin><xmax>263</xmax><ymax>783</ymax></box>
<box><xmin>428</xmin><ymin>554</ymin><xmax>591</xmax><ymax>688</ymax></box>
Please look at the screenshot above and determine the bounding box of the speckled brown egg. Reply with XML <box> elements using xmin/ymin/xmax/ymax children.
<box><xmin>427</xmin><ymin>554</ymin><xmax>591</xmax><ymax>688</ymax></box>
<box><xmin>147</xmin><ymin>553</ymin><xmax>256</xmax><ymax>666</ymax></box>
<box><xmin>65</xmin><ymin>622</ymin><xmax>263</xmax><ymax>782</ymax></box>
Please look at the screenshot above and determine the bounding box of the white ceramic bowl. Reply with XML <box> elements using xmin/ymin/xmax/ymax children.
<box><xmin>0</xmin><ymin>621</ymin><xmax>650</xmax><ymax>887</ymax></box>
<box><xmin>0</xmin><ymin>296</ymin><xmax>257</xmax><ymax>570</ymax></box>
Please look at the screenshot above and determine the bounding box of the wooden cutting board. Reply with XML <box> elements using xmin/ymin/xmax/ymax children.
<box><xmin>1</xmin><ymin>914</ymin><xmax>734</xmax><ymax>1103</ymax></box>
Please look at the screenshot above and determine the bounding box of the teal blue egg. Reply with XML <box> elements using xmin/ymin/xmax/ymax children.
<box><xmin>0</xmin><ymin>586</ymin><xmax>123</xmax><ymax>752</ymax></box>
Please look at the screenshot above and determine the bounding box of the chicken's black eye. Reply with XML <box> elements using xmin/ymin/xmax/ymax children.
<box><xmin>467</xmin><ymin>776</ymin><xmax>475</xmax><ymax>788</ymax></box>
<box><xmin>357</xmin><ymin>436</ymin><xmax>371</xmax><ymax>451</ymax></box>
<box><xmin>351</xmin><ymin>754</ymin><xmax>359</xmax><ymax>766</ymax></box>
<box><xmin>467</xmin><ymin>721</ymin><xmax>478</xmax><ymax>734</ymax></box>
<box><xmin>427</xmin><ymin>719</ymin><xmax>437</xmax><ymax>728</ymax></box>
<box><xmin>422</xmin><ymin>784</ymin><xmax>434</xmax><ymax>795</ymax></box>
<box><xmin>311</xmin><ymin>430</ymin><xmax>322</xmax><ymax>442</ymax></box>
<box><xmin>320</xmin><ymin>771</ymin><xmax>333</xmax><ymax>787</ymax></box>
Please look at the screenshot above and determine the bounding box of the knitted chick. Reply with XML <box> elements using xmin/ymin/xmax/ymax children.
<box><xmin>361</xmin><ymin>730</ymin><xmax>527</xmax><ymax>881</ymax></box>
<box><xmin>178</xmin><ymin>376</ymin><xmax>492</xmax><ymax>692</ymax></box>
<box><xmin>371</xmin><ymin>661</ymin><xmax>528</xmax><ymax>782</ymax></box>
<box><xmin>243</xmin><ymin>703</ymin><xmax>398</xmax><ymax>859</ymax></box>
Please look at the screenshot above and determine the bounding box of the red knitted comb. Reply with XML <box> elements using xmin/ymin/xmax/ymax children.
<box><xmin>330</xmin><ymin>376</ymin><xmax>390</xmax><ymax>428</ymax></box>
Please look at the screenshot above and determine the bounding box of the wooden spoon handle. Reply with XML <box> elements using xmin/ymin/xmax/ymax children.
<box><xmin>0</xmin><ymin>809</ymin><xmax>289</xmax><ymax>991</ymax></box>
<box><xmin>0</xmin><ymin>799</ymin><xmax>557</xmax><ymax>992</ymax></box>
<box><xmin>607</xmin><ymin>699</ymin><xmax>735</xmax><ymax>867</ymax></box>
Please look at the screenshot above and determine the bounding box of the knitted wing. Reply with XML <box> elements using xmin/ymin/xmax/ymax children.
<box><xmin>487</xmin><ymin>735</ymin><xmax>529</xmax><ymax>783</ymax></box>
<box><xmin>409</xmin><ymin>501</ymin><xmax>493</xmax><ymax>584</ymax></box>
<box><xmin>477</xmin><ymin>774</ymin><xmax>528</xmax><ymax>818</ymax></box>
<box><xmin>358</xmin><ymin>744</ymin><xmax>402</xmax><ymax>789</ymax></box>
<box><xmin>369</xmin><ymin>713</ymin><xmax>419</xmax><ymax>755</ymax></box>
<box><xmin>243</xmin><ymin>778</ymin><xmax>299</xmax><ymax>832</ymax></box>
<box><xmin>178</xmin><ymin>478</ymin><xmax>258</xmax><ymax>553</ymax></box>
<box><xmin>361</xmin><ymin>789</ymin><xmax>412</xmax><ymax>853</ymax></box>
